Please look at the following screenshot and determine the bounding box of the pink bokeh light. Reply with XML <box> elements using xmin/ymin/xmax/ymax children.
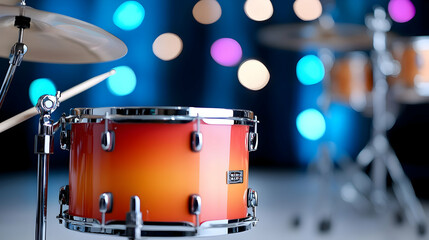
<box><xmin>388</xmin><ymin>0</ymin><xmax>416</xmax><ymax>23</ymax></box>
<box><xmin>210</xmin><ymin>38</ymin><xmax>242</xmax><ymax>67</ymax></box>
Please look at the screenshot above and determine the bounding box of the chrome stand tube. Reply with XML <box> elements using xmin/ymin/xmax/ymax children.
<box><xmin>34</xmin><ymin>93</ymin><xmax>60</xmax><ymax>240</ymax></box>
<box><xmin>0</xmin><ymin>64</ymin><xmax>19</xmax><ymax>109</ymax></box>
<box><xmin>0</xmin><ymin>15</ymin><xmax>29</xmax><ymax>110</ymax></box>
<box><xmin>35</xmin><ymin>154</ymin><xmax>50</xmax><ymax>240</ymax></box>
<box><xmin>315</xmin><ymin>48</ymin><xmax>335</xmax><ymax>232</ymax></box>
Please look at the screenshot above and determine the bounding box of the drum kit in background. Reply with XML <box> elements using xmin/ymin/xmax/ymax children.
<box><xmin>0</xmin><ymin>1</ymin><xmax>259</xmax><ymax>240</ymax></box>
<box><xmin>260</xmin><ymin>6</ymin><xmax>427</xmax><ymax>235</ymax></box>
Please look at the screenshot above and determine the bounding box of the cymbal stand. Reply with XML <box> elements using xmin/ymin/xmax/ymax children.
<box><xmin>34</xmin><ymin>92</ymin><xmax>60</xmax><ymax>240</ymax></box>
<box><xmin>357</xmin><ymin>7</ymin><xmax>427</xmax><ymax>235</ymax></box>
<box><xmin>0</xmin><ymin>0</ymin><xmax>29</xmax><ymax>110</ymax></box>
<box><xmin>291</xmin><ymin>48</ymin><xmax>336</xmax><ymax>232</ymax></box>
<box><xmin>313</xmin><ymin>48</ymin><xmax>336</xmax><ymax>232</ymax></box>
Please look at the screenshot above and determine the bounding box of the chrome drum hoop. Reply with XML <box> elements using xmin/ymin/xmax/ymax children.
<box><xmin>69</xmin><ymin>106</ymin><xmax>257</xmax><ymax>126</ymax></box>
<box><xmin>57</xmin><ymin>211</ymin><xmax>258</xmax><ymax>237</ymax></box>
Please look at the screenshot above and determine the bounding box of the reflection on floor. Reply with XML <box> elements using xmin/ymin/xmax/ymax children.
<box><xmin>0</xmin><ymin>168</ymin><xmax>428</xmax><ymax>240</ymax></box>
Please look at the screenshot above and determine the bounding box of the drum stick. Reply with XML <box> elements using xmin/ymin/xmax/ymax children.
<box><xmin>0</xmin><ymin>69</ymin><xmax>116</xmax><ymax>133</ymax></box>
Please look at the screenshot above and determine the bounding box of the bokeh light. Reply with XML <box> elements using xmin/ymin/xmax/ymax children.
<box><xmin>296</xmin><ymin>55</ymin><xmax>325</xmax><ymax>85</ymax></box>
<box><xmin>210</xmin><ymin>38</ymin><xmax>243</xmax><ymax>66</ymax></box>
<box><xmin>238</xmin><ymin>59</ymin><xmax>270</xmax><ymax>90</ymax></box>
<box><xmin>388</xmin><ymin>0</ymin><xmax>415</xmax><ymax>23</ymax></box>
<box><xmin>153</xmin><ymin>33</ymin><xmax>183</xmax><ymax>61</ymax></box>
<box><xmin>107</xmin><ymin>66</ymin><xmax>137</xmax><ymax>96</ymax></box>
<box><xmin>296</xmin><ymin>108</ymin><xmax>326</xmax><ymax>141</ymax></box>
<box><xmin>192</xmin><ymin>0</ymin><xmax>222</xmax><ymax>24</ymax></box>
<box><xmin>293</xmin><ymin>0</ymin><xmax>323</xmax><ymax>21</ymax></box>
<box><xmin>29</xmin><ymin>78</ymin><xmax>56</xmax><ymax>106</ymax></box>
<box><xmin>244</xmin><ymin>0</ymin><xmax>274</xmax><ymax>22</ymax></box>
<box><xmin>113</xmin><ymin>1</ymin><xmax>145</xmax><ymax>31</ymax></box>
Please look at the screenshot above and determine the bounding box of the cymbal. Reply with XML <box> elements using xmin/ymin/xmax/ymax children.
<box><xmin>0</xmin><ymin>0</ymin><xmax>20</xmax><ymax>5</ymax></box>
<box><xmin>0</xmin><ymin>4</ymin><xmax>127</xmax><ymax>63</ymax></box>
<box><xmin>258</xmin><ymin>23</ymin><xmax>373</xmax><ymax>52</ymax></box>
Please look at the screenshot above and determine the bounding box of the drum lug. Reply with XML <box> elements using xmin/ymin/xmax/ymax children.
<box><xmin>189</xmin><ymin>194</ymin><xmax>202</xmax><ymax>230</ymax></box>
<box><xmin>58</xmin><ymin>185</ymin><xmax>69</xmax><ymax>223</ymax></box>
<box><xmin>101</xmin><ymin>112</ymin><xmax>115</xmax><ymax>152</ymax></box>
<box><xmin>59</xmin><ymin>113</ymin><xmax>71</xmax><ymax>151</ymax></box>
<box><xmin>191</xmin><ymin>115</ymin><xmax>203</xmax><ymax>152</ymax></box>
<box><xmin>99</xmin><ymin>192</ymin><xmax>113</xmax><ymax>229</ymax></box>
<box><xmin>247</xmin><ymin>188</ymin><xmax>258</xmax><ymax>221</ymax></box>
<box><xmin>126</xmin><ymin>196</ymin><xmax>143</xmax><ymax>239</ymax></box>
<box><xmin>248</xmin><ymin>116</ymin><xmax>258</xmax><ymax>152</ymax></box>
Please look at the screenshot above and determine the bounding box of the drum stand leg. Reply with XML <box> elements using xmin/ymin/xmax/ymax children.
<box><xmin>34</xmin><ymin>93</ymin><xmax>60</xmax><ymax>240</ymax></box>
<box><xmin>352</xmin><ymin>7</ymin><xmax>427</xmax><ymax>235</ymax></box>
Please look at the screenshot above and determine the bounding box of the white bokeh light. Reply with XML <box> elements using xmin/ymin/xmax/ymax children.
<box><xmin>152</xmin><ymin>33</ymin><xmax>183</xmax><ymax>61</ymax></box>
<box><xmin>192</xmin><ymin>0</ymin><xmax>222</xmax><ymax>24</ymax></box>
<box><xmin>293</xmin><ymin>0</ymin><xmax>323</xmax><ymax>21</ymax></box>
<box><xmin>244</xmin><ymin>0</ymin><xmax>274</xmax><ymax>22</ymax></box>
<box><xmin>238</xmin><ymin>59</ymin><xmax>270</xmax><ymax>91</ymax></box>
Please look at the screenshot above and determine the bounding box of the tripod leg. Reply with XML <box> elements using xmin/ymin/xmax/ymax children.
<box><xmin>385</xmin><ymin>148</ymin><xmax>427</xmax><ymax>236</ymax></box>
<box><xmin>356</xmin><ymin>141</ymin><xmax>375</xmax><ymax>168</ymax></box>
<box><xmin>370</xmin><ymin>149</ymin><xmax>388</xmax><ymax>211</ymax></box>
<box><xmin>338</xmin><ymin>156</ymin><xmax>374</xmax><ymax>213</ymax></box>
<box><xmin>316</xmin><ymin>144</ymin><xmax>333</xmax><ymax>233</ymax></box>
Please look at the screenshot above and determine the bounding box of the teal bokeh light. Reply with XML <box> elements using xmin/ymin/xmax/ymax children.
<box><xmin>107</xmin><ymin>66</ymin><xmax>137</xmax><ymax>96</ymax></box>
<box><xmin>296</xmin><ymin>55</ymin><xmax>325</xmax><ymax>85</ymax></box>
<box><xmin>113</xmin><ymin>1</ymin><xmax>145</xmax><ymax>31</ymax></box>
<box><xmin>296</xmin><ymin>108</ymin><xmax>326</xmax><ymax>141</ymax></box>
<box><xmin>28</xmin><ymin>78</ymin><xmax>56</xmax><ymax>106</ymax></box>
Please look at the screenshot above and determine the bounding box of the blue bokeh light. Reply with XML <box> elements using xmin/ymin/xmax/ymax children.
<box><xmin>113</xmin><ymin>1</ymin><xmax>145</xmax><ymax>31</ymax></box>
<box><xmin>296</xmin><ymin>55</ymin><xmax>325</xmax><ymax>85</ymax></box>
<box><xmin>28</xmin><ymin>78</ymin><xmax>57</xmax><ymax>106</ymax></box>
<box><xmin>296</xmin><ymin>108</ymin><xmax>326</xmax><ymax>141</ymax></box>
<box><xmin>107</xmin><ymin>66</ymin><xmax>137</xmax><ymax>96</ymax></box>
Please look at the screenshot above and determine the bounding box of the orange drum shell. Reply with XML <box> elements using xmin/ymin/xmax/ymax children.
<box><xmin>68</xmin><ymin>121</ymin><xmax>250</xmax><ymax>225</ymax></box>
<box><xmin>330</xmin><ymin>55</ymin><xmax>373</xmax><ymax>103</ymax></box>
<box><xmin>391</xmin><ymin>46</ymin><xmax>429</xmax><ymax>87</ymax></box>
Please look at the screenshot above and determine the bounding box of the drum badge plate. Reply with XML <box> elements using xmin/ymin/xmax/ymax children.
<box><xmin>227</xmin><ymin>170</ymin><xmax>244</xmax><ymax>184</ymax></box>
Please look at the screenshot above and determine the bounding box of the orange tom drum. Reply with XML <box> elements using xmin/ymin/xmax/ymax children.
<box><xmin>57</xmin><ymin>107</ymin><xmax>259</xmax><ymax>238</ymax></box>
<box><xmin>330</xmin><ymin>52</ymin><xmax>373</xmax><ymax>112</ymax></box>
<box><xmin>391</xmin><ymin>37</ymin><xmax>429</xmax><ymax>103</ymax></box>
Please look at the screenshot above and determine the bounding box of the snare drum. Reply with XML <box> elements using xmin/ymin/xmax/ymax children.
<box><xmin>57</xmin><ymin>107</ymin><xmax>259</xmax><ymax>238</ymax></box>
<box><xmin>330</xmin><ymin>52</ymin><xmax>373</xmax><ymax>111</ymax></box>
<box><xmin>391</xmin><ymin>37</ymin><xmax>429</xmax><ymax>102</ymax></box>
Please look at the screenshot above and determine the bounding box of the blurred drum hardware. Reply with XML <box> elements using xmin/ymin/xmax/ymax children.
<box><xmin>351</xmin><ymin>7</ymin><xmax>427</xmax><ymax>235</ymax></box>
<box><xmin>0</xmin><ymin>1</ymin><xmax>128</xmax><ymax>240</ymax></box>
<box><xmin>260</xmin><ymin>14</ymin><xmax>374</xmax><ymax>232</ymax></box>
<box><xmin>56</xmin><ymin>107</ymin><xmax>259</xmax><ymax>238</ymax></box>
<box><xmin>0</xmin><ymin>0</ymin><xmax>127</xmax><ymax>110</ymax></box>
<box><xmin>259</xmin><ymin>7</ymin><xmax>428</xmax><ymax>236</ymax></box>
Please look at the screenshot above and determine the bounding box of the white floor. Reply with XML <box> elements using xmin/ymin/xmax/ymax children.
<box><xmin>0</xmin><ymin>168</ymin><xmax>428</xmax><ymax>240</ymax></box>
